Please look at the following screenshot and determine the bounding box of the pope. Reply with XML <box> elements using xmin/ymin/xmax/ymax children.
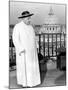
<box><xmin>12</xmin><ymin>11</ymin><xmax>41</xmax><ymax>87</ymax></box>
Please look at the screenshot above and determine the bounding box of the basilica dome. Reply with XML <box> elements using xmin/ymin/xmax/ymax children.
<box><xmin>44</xmin><ymin>7</ymin><xmax>59</xmax><ymax>25</ymax></box>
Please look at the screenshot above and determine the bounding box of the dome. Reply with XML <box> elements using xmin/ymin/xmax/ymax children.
<box><xmin>44</xmin><ymin>7</ymin><xmax>59</xmax><ymax>25</ymax></box>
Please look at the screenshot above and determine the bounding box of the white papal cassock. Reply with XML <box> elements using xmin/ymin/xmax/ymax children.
<box><xmin>12</xmin><ymin>21</ymin><xmax>41</xmax><ymax>87</ymax></box>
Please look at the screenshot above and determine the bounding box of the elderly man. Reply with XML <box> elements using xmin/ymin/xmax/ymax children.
<box><xmin>12</xmin><ymin>11</ymin><xmax>41</xmax><ymax>87</ymax></box>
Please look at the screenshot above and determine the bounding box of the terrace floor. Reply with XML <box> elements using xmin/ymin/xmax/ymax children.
<box><xmin>9</xmin><ymin>60</ymin><xmax>66</xmax><ymax>89</ymax></box>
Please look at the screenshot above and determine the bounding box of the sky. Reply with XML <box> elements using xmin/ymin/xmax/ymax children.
<box><xmin>9</xmin><ymin>1</ymin><xmax>66</xmax><ymax>25</ymax></box>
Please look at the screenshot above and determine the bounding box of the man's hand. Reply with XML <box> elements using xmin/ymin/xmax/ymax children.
<box><xmin>19</xmin><ymin>50</ymin><xmax>26</xmax><ymax>56</ymax></box>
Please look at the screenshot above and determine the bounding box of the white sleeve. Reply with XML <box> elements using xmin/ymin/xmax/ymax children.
<box><xmin>32</xmin><ymin>26</ymin><xmax>39</xmax><ymax>48</ymax></box>
<box><xmin>12</xmin><ymin>25</ymin><xmax>24</xmax><ymax>54</ymax></box>
<box><xmin>35</xmin><ymin>37</ymin><xmax>39</xmax><ymax>48</ymax></box>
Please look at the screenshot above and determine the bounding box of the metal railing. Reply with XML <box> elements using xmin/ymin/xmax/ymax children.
<box><xmin>36</xmin><ymin>33</ymin><xmax>66</xmax><ymax>57</ymax></box>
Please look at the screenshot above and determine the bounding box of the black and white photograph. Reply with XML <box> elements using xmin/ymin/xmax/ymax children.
<box><xmin>9</xmin><ymin>1</ymin><xmax>66</xmax><ymax>89</ymax></box>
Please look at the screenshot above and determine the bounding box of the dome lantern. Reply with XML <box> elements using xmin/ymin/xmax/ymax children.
<box><xmin>48</xmin><ymin>6</ymin><xmax>54</xmax><ymax>16</ymax></box>
<box><xmin>44</xmin><ymin>6</ymin><xmax>59</xmax><ymax>25</ymax></box>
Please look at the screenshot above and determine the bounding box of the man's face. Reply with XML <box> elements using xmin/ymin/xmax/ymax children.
<box><xmin>24</xmin><ymin>16</ymin><xmax>31</xmax><ymax>25</ymax></box>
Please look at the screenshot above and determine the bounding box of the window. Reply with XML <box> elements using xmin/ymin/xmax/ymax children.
<box><xmin>53</xmin><ymin>27</ymin><xmax>54</xmax><ymax>30</ymax></box>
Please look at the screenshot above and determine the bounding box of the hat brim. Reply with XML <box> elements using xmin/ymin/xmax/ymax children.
<box><xmin>18</xmin><ymin>14</ymin><xmax>34</xmax><ymax>19</ymax></box>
